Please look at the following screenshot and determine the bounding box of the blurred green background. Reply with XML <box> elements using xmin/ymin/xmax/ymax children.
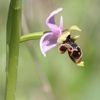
<box><xmin>0</xmin><ymin>0</ymin><xmax>100</xmax><ymax>100</ymax></box>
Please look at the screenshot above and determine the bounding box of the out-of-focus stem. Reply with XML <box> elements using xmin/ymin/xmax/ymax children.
<box><xmin>6</xmin><ymin>0</ymin><xmax>21</xmax><ymax>100</ymax></box>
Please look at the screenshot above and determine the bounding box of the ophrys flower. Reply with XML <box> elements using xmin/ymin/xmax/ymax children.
<box><xmin>40</xmin><ymin>8</ymin><xmax>84</xmax><ymax>66</ymax></box>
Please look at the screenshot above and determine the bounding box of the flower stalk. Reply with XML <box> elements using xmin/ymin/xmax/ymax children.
<box><xmin>6</xmin><ymin>0</ymin><xmax>21</xmax><ymax>100</ymax></box>
<box><xmin>20</xmin><ymin>32</ymin><xmax>43</xmax><ymax>43</ymax></box>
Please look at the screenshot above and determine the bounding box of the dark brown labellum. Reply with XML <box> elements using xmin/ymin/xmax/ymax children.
<box><xmin>68</xmin><ymin>46</ymin><xmax>82</xmax><ymax>63</ymax></box>
<box><xmin>58</xmin><ymin>35</ymin><xmax>82</xmax><ymax>64</ymax></box>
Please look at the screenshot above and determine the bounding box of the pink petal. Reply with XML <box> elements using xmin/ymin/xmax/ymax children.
<box><xmin>40</xmin><ymin>32</ymin><xmax>58</xmax><ymax>56</ymax></box>
<box><xmin>59</xmin><ymin>16</ymin><xmax>63</xmax><ymax>31</ymax></box>
<box><xmin>46</xmin><ymin>8</ymin><xmax>63</xmax><ymax>34</ymax></box>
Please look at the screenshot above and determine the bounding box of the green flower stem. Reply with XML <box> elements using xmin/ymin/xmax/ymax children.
<box><xmin>20</xmin><ymin>32</ymin><xmax>43</xmax><ymax>43</ymax></box>
<box><xmin>6</xmin><ymin>0</ymin><xmax>21</xmax><ymax>100</ymax></box>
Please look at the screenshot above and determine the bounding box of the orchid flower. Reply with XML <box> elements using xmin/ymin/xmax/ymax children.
<box><xmin>40</xmin><ymin>8</ymin><xmax>63</xmax><ymax>57</ymax></box>
<box><xmin>40</xmin><ymin>8</ymin><xmax>84</xmax><ymax>66</ymax></box>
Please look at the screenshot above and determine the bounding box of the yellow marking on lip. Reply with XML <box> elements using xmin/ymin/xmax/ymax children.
<box><xmin>77</xmin><ymin>61</ymin><xmax>84</xmax><ymax>67</ymax></box>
